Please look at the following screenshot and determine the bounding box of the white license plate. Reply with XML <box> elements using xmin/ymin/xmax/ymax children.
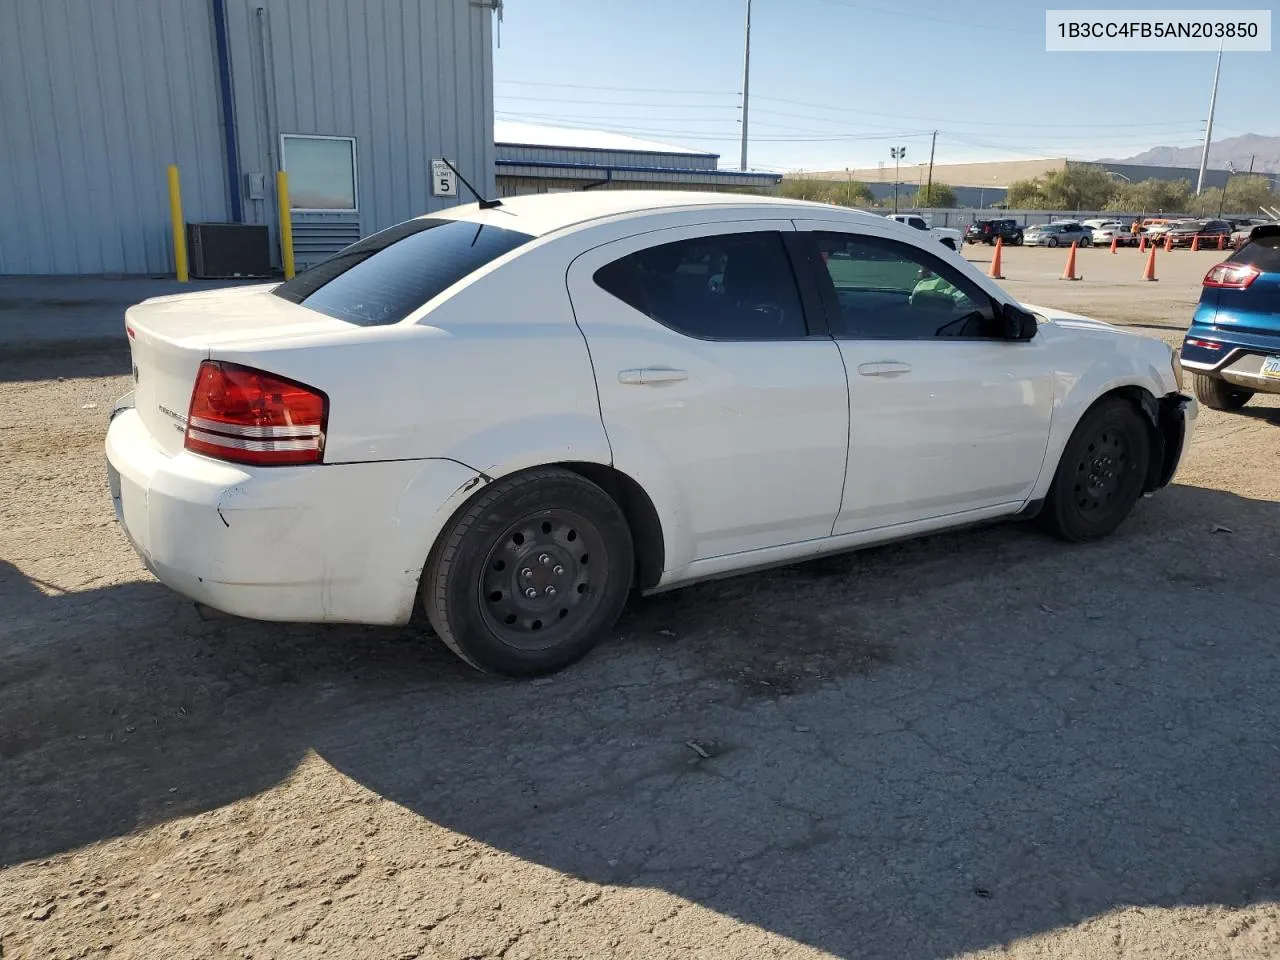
<box><xmin>1262</xmin><ymin>356</ymin><xmax>1280</xmax><ymax>380</ymax></box>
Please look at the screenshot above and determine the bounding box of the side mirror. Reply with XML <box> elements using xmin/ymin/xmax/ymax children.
<box><xmin>1001</xmin><ymin>302</ymin><xmax>1038</xmax><ymax>341</ymax></box>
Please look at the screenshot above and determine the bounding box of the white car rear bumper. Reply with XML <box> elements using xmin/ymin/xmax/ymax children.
<box><xmin>105</xmin><ymin>404</ymin><xmax>482</xmax><ymax>626</ymax></box>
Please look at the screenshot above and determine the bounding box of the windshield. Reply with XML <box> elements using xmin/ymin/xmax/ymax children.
<box><xmin>272</xmin><ymin>218</ymin><xmax>535</xmax><ymax>326</ymax></box>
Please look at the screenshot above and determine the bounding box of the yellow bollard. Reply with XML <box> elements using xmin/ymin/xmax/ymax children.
<box><xmin>276</xmin><ymin>170</ymin><xmax>295</xmax><ymax>279</ymax></box>
<box><xmin>167</xmin><ymin>164</ymin><xmax>188</xmax><ymax>282</ymax></box>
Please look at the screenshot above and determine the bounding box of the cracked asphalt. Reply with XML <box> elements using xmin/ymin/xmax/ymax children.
<box><xmin>3</xmin><ymin>248</ymin><xmax>1280</xmax><ymax>959</ymax></box>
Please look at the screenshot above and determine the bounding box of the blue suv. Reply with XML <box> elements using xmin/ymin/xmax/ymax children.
<box><xmin>1181</xmin><ymin>224</ymin><xmax>1280</xmax><ymax>410</ymax></box>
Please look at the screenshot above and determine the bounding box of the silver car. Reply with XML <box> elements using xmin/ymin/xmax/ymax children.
<box><xmin>1024</xmin><ymin>223</ymin><xmax>1093</xmax><ymax>248</ymax></box>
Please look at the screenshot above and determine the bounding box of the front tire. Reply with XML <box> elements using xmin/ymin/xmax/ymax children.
<box><xmin>1047</xmin><ymin>237</ymin><xmax>1059</xmax><ymax>248</ymax></box>
<box><xmin>421</xmin><ymin>467</ymin><xmax>634</xmax><ymax>677</ymax></box>
<box><xmin>1039</xmin><ymin>398</ymin><xmax>1152</xmax><ymax>543</ymax></box>
<box><xmin>1193</xmin><ymin>373</ymin><xmax>1253</xmax><ymax>411</ymax></box>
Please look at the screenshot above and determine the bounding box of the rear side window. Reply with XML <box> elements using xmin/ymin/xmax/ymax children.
<box><xmin>1229</xmin><ymin>232</ymin><xmax>1280</xmax><ymax>273</ymax></box>
<box><xmin>272</xmin><ymin>218</ymin><xmax>534</xmax><ymax>325</ymax></box>
<box><xmin>593</xmin><ymin>232</ymin><xmax>808</xmax><ymax>340</ymax></box>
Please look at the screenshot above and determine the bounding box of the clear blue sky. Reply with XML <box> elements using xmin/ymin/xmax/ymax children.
<box><xmin>493</xmin><ymin>0</ymin><xmax>1279</xmax><ymax>172</ymax></box>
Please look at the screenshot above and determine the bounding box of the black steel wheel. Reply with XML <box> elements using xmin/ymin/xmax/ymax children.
<box><xmin>421</xmin><ymin>467</ymin><xmax>633</xmax><ymax>676</ymax></box>
<box><xmin>1039</xmin><ymin>397</ymin><xmax>1151</xmax><ymax>542</ymax></box>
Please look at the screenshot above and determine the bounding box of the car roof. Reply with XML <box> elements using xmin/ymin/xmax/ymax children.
<box><xmin>428</xmin><ymin>190</ymin><xmax>885</xmax><ymax>239</ymax></box>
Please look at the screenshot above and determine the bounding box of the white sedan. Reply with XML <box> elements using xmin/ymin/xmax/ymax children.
<box><xmin>106</xmin><ymin>192</ymin><xmax>1195</xmax><ymax>676</ymax></box>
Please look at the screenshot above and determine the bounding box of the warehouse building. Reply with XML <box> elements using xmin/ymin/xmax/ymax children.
<box><xmin>0</xmin><ymin>0</ymin><xmax>499</xmax><ymax>276</ymax></box>
<box><xmin>494</xmin><ymin>121</ymin><xmax>781</xmax><ymax>196</ymax></box>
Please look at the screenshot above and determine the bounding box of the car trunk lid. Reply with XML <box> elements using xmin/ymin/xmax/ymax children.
<box><xmin>125</xmin><ymin>285</ymin><xmax>353</xmax><ymax>455</ymax></box>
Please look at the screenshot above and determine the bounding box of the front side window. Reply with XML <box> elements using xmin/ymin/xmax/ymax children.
<box><xmin>593</xmin><ymin>231</ymin><xmax>808</xmax><ymax>340</ymax></box>
<box><xmin>273</xmin><ymin>218</ymin><xmax>534</xmax><ymax>326</ymax></box>
<box><xmin>281</xmin><ymin>135</ymin><xmax>357</xmax><ymax>211</ymax></box>
<box><xmin>812</xmin><ymin>232</ymin><xmax>996</xmax><ymax>340</ymax></box>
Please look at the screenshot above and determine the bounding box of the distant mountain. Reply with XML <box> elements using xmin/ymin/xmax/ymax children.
<box><xmin>1098</xmin><ymin>134</ymin><xmax>1280</xmax><ymax>173</ymax></box>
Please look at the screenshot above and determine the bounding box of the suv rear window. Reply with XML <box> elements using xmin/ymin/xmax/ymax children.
<box><xmin>1229</xmin><ymin>231</ymin><xmax>1280</xmax><ymax>273</ymax></box>
<box><xmin>272</xmin><ymin>218</ymin><xmax>534</xmax><ymax>325</ymax></box>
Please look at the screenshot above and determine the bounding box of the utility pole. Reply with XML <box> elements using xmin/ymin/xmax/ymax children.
<box><xmin>739</xmin><ymin>0</ymin><xmax>752</xmax><ymax>172</ymax></box>
<box><xmin>1196</xmin><ymin>47</ymin><xmax>1222</xmax><ymax>195</ymax></box>
<box><xmin>925</xmin><ymin>130</ymin><xmax>937</xmax><ymax>205</ymax></box>
<box><xmin>891</xmin><ymin>146</ymin><xmax>906</xmax><ymax>214</ymax></box>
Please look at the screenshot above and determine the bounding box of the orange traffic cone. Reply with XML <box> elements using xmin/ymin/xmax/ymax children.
<box><xmin>1142</xmin><ymin>242</ymin><xmax>1158</xmax><ymax>281</ymax></box>
<box><xmin>1191</xmin><ymin>233</ymin><xmax>1200</xmax><ymax>252</ymax></box>
<box><xmin>1139</xmin><ymin>235</ymin><xmax>1147</xmax><ymax>251</ymax></box>
<box><xmin>1218</xmin><ymin>234</ymin><xmax>1226</xmax><ymax>250</ymax></box>
<box><xmin>1060</xmin><ymin>241</ymin><xmax>1081</xmax><ymax>280</ymax></box>
<box><xmin>1164</xmin><ymin>233</ymin><xmax>1173</xmax><ymax>252</ymax></box>
<box><xmin>987</xmin><ymin>236</ymin><xmax>1005</xmax><ymax>279</ymax></box>
<box><xmin>1110</xmin><ymin>235</ymin><xmax>1119</xmax><ymax>254</ymax></box>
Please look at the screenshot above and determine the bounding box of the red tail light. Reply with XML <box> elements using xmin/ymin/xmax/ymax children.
<box><xmin>184</xmin><ymin>361</ymin><xmax>327</xmax><ymax>466</ymax></box>
<box><xmin>1203</xmin><ymin>262</ymin><xmax>1260</xmax><ymax>289</ymax></box>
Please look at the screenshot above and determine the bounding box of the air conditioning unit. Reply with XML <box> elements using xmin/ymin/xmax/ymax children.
<box><xmin>186</xmin><ymin>222</ymin><xmax>272</xmax><ymax>279</ymax></box>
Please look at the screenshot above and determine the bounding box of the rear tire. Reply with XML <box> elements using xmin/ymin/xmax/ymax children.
<box><xmin>421</xmin><ymin>467</ymin><xmax>634</xmax><ymax>677</ymax></box>
<box><xmin>1193</xmin><ymin>373</ymin><xmax>1253</xmax><ymax>411</ymax></box>
<box><xmin>1039</xmin><ymin>398</ymin><xmax>1151</xmax><ymax>543</ymax></box>
<box><xmin>942</xmin><ymin>238</ymin><xmax>956</xmax><ymax>251</ymax></box>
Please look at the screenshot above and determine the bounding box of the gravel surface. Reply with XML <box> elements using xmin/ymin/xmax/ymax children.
<box><xmin>2</xmin><ymin>262</ymin><xmax>1280</xmax><ymax>959</ymax></box>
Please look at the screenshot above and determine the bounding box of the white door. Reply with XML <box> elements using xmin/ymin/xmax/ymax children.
<box><xmin>796</xmin><ymin>223</ymin><xmax>1054</xmax><ymax>534</ymax></box>
<box><xmin>566</xmin><ymin>222</ymin><xmax>849</xmax><ymax>569</ymax></box>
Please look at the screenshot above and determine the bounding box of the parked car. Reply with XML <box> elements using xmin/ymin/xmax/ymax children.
<box><xmin>1167</xmin><ymin>219</ymin><xmax>1233</xmax><ymax>248</ymax></box>
<box><xmin>1024</xmin><ymin>222</ymin><xmax>1093</xmax><ymax>247</ymax></box>
<box><xmin>965</xmin><ymin>218</ymin><xmax>1024</xmax><ymax>246</ymax></box>
<box><xmin>1091</xmin><ymin>222</ymin><xmax>1139</xmax><ymax>247</ymax></box>
<box><xmin>886</xmin><ymin>213</ymin><xmax>963</xmax><ymax>250</ymax></box>
<box><xmin>105</xmin><ymin>192</ymin><xmax>1195</xmax><ymax>676</ymax></box>
<box><xmin>1143</xmin><ymin>219</ymin><xmax>1183</xmax><ymax>244</ymax></box>
<box><xmin>1231</xmin><ymin>219</ymin><xmax>1277</xmax><ymax>247</ymax></box>
<box><xmin>1180</xmin><ymin>224</ymin><xmax>1280</xmax><ymax>411</ymax></box>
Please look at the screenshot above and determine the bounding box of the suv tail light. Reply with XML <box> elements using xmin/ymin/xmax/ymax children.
<box><xmin>184</xmin><ymin>361</ymin><xmax>328</xmax><ymax>466</ymax></box>
<box><xmin>1203</xmin><ymin>262</ymin><xmax>1261</xmax><ymax>289</ymax></box>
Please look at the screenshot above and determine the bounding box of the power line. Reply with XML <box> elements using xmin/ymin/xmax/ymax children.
<box><xmin>815</xmin><ymin>0</ymin><xmax>1039</xmax><ymax>36</ymax></box>
<box><xmin>496</xmin><ymin>79</ymin><xmax>737</xmax><ymax>97</ymax></box>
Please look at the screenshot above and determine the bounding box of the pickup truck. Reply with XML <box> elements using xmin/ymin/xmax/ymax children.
<box><xmin>886</xmin><ymin>213</ymin><xmax>963</xmax><ymax>250</ymax></box>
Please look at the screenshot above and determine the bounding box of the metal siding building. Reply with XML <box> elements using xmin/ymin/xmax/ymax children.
<box><xmin>494</xmin><ymin>122</ymin><xmax>781</xmax><ymax>196</ymax></box>
<box><xmin>0</xmin><ymin>0</ymin><xmax>496</xmax><ymax>276</ymax></box>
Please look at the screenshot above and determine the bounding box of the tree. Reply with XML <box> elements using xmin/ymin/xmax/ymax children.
<box><xmin>1104</xmin><ymin>178</ymin><xmax>1193</xmax><ymax>214</ymax></box>
<box><xmin>1190</xmin><ymin>175</ymin><xmax>1279</xmax><ymax>216</ymax></box>
<box><xmin>1006</xmin><ymin>164</ymin><xmax>1117</xmax><ymax>210</ymax></box>
<box><xmin>910</xmin><ymin>183</ymin><xmax>957</xmax><ymax>208</ymax></box>
<box><xmin>779</xmin><ymin>177</ymin><xmax>873</xmax><ymax>206</ymax></box>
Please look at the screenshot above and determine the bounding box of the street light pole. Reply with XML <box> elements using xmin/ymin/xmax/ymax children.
<box><xmin>890</xmin><ymin>146</ymin><xmax>906</xmax><ymax>214</ymax></box>
<box><xmin>1196</xmin><ymin>46</ymin><xmax>1222</xmax><ymax>195</ymax></box>
<box><xmin>739</xmin><ymin>0</ymin><xmax>752</xmax><ymax>172</ymax></box>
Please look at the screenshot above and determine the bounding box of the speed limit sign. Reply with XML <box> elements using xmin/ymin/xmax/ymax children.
<box><xmin>431</xmin><ymin>159</ymin><xmax>457</xmax><ymax>198</ymax></box>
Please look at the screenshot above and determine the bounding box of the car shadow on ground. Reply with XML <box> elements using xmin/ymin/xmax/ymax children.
<box><xmin>3</xmin><ymin>483</ymin><xmax>1280</xmax><ymax>959</ymax></box>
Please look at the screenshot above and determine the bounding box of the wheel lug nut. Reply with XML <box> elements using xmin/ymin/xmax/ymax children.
<box><xmin>539</xmin><ymin>553</ymin><xmax>552</xmax><ymax>565</ymax></box>
<box><xmin>553</xmin><ymin>564</ymin><xmax>564</xmax><ymax>576</ymax></box>
<box><xmin>521</xmin><ymin>568</ymin><xmax>533</xmax><ymax>579</ymax></box>
<box><xmin>525</xmin><ymin>587</ymin><xmax>538</xmax><ymax>599</ymax></box>
<box><xmin>545</xmin><ymin>586</ymin><xmax>556</xmax><ymax>597</ymax></box>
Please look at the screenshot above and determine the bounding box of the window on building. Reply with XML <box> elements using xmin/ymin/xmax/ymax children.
<box><xmin>281</xmin><ymin>135</ymin><xmax>357</xmax><ymax>211</ymax></box>
<box><xmin>593</xmin><ymin>232</ymin><xmax>808</xmax><ymax>340</ymax></box>
<box><xmin>813</xmin><ymin>232</ymin><xmax>996</xmax><ymax>339</ymax></box>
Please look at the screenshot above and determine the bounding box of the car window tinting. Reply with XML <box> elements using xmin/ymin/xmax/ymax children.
<box><xmin>813</xmin><ymin>232</ymin><xmax>996</xmax><ymax>340</ymax></box>
<box><xmin>593</xmin><ymin>232</ymin><xmax>808</xmax><ymax>340</ymax></box>
<box><xmin>272</xmin><ymin>218</ymin><xmax>534</xmax><ymax>326</ymax></box>
<box><xmin>1229</xmin><ymin>233</ymin><xmax>1280</xmax><ymax>273</ymax></box>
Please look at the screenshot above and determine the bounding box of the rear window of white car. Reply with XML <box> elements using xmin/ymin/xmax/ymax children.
<box><xmin>272</xmin><ymin>218</ymin><xmax>534</xmax><ymax>325</ymax></box>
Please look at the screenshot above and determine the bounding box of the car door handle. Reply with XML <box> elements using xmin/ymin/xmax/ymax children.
<box><xmin>857</xmin><ymin>361</ymin><xmax>912</xmax><ymax>377</ymax></box>
<box><xmin>617</xmin><ymin>367</ymin><xmax>689</xmax><ymax>385</ymax></box>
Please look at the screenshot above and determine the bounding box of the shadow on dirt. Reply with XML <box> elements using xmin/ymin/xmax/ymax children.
<box><xmin>3</xmin><ymin>483</ymin><xmax>1280</xmax><ymax>959</ymax></box>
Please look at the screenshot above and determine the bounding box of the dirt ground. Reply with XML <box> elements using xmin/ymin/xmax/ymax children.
<box><xmin>3</xmin><ymin>246</ymin><xmax>1280</xmax><ymax>960</ymax></box>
